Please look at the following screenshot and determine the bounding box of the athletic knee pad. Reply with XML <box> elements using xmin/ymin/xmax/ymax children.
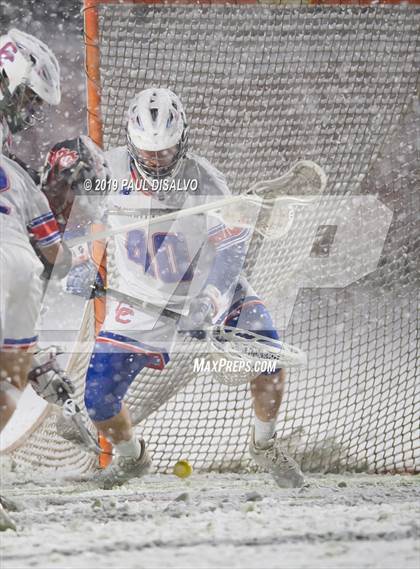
<box><xmin>225</xmin><ymin>298</ymin><xmax>280</xmax><ymax>341</ymax></box>
<box><xmin>225</xmin><ymin>299</ymin><xmax>281</xmax><ymax>376</ymax></box>
<box><xmin>84</xmin><ymin>338</ymin><xmax>149</xmax><ymax>422</ymax></box>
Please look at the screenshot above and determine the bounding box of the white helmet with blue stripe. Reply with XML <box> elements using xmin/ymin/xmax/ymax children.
<box><xmin>127</xmin><ymin>87</ymin><xmax>189</xmax><ymax>181</ymax></box>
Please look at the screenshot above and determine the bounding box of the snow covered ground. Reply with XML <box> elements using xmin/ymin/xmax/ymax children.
<box><xmin>1</xmin><ymin>472</ymin><xmax>419</xmax><ymax>569</ymax></box>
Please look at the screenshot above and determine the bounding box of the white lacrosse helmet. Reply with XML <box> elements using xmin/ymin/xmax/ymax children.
<box><xmin>0</xmin><ymin>29</ymin><xmax>60</xmax><ymax>133</ymax></box>
<box><xmin>8</xmin><ymin>29</ymin><xmax>61</xmax><ymax>105</ymax></box>
<box><xmin>127</xmin><ymin>87</ymin><xmax>188</xmax><ymax>180</ymax></box>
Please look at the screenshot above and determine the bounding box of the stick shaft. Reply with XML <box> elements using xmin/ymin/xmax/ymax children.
<box><xmin>67</xmin><ymin>160</ymin><xmax>325</xmax><ymax>247</ymax></box>
<box><xmin>67</xmin><ymin>193</ymin><xmax>251</xmax><ymax>247</ymax></box>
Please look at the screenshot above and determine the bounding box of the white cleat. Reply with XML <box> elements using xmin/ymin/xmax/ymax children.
<box><xmin>249</xmin><ymin>428</ymin><xmax>305</xmax><ymax>488</ymax></box>
<box><xmin>95</xmin><ymin>439</ymin><xmax>152</xmax><ymax>489</ymax></box>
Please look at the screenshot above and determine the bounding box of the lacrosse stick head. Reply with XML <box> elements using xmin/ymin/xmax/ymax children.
<box><xmin>222</xmin><ymin>160</ymin><xmax>328</xmax><ymax>240</ymax></box>
<box><xmin>212</xmin><ymin>196</ymin><xmax>261</xmax><ymax>236</ymax></box>
<box><xmin>247</xmin><ymin>160</ymin><xmax>327</xmax><ymax>202</ymax></box>
<box><xmin>215</xmin><ymin>196</ymin><xmax>295</xmax><ymax>241</ymax></box>
<box><xmin>206</xmin><ymin>326</ymin><xmax>307</xmax><ymax>386</ymax></box>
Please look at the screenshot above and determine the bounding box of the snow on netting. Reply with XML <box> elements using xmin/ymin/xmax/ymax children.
<box><xmin>9</xmin><ymin>3</ymin><xmax>419</xmax><ymax>474</ymax></box>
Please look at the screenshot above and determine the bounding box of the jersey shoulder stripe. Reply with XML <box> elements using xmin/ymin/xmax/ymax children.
<box><xmin>29</xmin><ymin>211</ymin><xmax>60</xmax><ymax>247</ymax></box>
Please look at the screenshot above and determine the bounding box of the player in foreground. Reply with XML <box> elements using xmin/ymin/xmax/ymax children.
<box><xmin>66</xmin><ymin>88</ymin><xmax>304</xmax><ymax>489</ymax></box>
<box><xmin>0</xmin><ymin>29</ymin><xmax>73</xmax><ymax>529</ymax></box>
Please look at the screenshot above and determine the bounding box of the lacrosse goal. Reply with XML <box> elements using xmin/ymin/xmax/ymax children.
<box><xmin>5</xmin><ymin>0</ymin><xmax>419</xmax><ymax>475</ymax></box>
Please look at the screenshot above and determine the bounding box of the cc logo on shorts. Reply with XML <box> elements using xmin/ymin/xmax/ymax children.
<box><xmin>115</xmin><ymin>302</ymin><xmax>135</xmax><ymax>324</ymax></box>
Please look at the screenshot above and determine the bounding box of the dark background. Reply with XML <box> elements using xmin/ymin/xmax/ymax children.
<box><xmin>1</xmin><ymin>0</ymin><xmax>86</xmax><ymax>167</ymax></box>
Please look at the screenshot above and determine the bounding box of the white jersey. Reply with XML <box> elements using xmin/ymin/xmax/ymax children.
<box><xmin>0</xmin><ymin>154</ymin><xmax>61</xmax><ymax>253</ymax></box>
<box><xmin>104</xmin><ymin>147</ymin><xmax>250</xmax><ymax>311</ymax></box>
<box><xmin>0</xmin><ymin>155</ymin><xmax>59</xmax><ymax>349</ymax></box>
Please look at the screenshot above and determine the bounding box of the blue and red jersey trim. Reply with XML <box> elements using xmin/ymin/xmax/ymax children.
<box><xmin>96</xmin><ymin>331</ymin><xmax>169</xmax><ymax>370</ymax></box>
<box><xmin>28</xmin><ymin>212</ymin><xmax>61</xmax><ymax>247</ymax></box>
<box><xmin>0</xmin><ymin>166</ymin><xmax>10</xmax><ymax>193</ymax></box>
<box><xmin>2</xmin><ymin>335</ymin><xmax>38</xmax><ymax>351</ymax></box>
<box><xmin>208</xmin><ymin>223</ymin><xmax>251</xmax><ymax>252</ymax></box>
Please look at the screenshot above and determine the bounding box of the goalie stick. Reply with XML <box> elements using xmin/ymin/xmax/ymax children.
<box><xmin>95</xmin><ymin>285</ymin><xmax>307</xmax><ymax>373</ymax></box>
<box><xmin>29</xmin><ymin>347</ymin><xmax>105</xmax><ymax>456</ymax></box>
<box><xmin>66</xmin><ymin>160</ymin><xmax>327</xmax><ymax>247</ymax></box>
<box><xmin>61</xmin><ymin>398</ymin><xmax>104</xmax><ymax>456</ymax></box>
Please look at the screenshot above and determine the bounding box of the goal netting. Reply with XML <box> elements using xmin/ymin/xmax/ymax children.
<box><xmin>6</xmin><ymin>1</ymin><xmax>419</xmax><ymax>475</ymax></box>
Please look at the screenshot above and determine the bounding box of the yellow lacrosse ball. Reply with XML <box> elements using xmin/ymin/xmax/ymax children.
<box><xmin>173</xmin><ymin>460</ymin><xmax>193</xmax><ymax>479</ymax></box>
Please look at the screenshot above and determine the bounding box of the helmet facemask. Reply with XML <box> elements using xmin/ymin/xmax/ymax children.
<box><xmin>0</xmin><ymin>74</ymin><xmax>45</xmax><ymax>134</ymax></box>
<box><xmin>127</xmin><ymin>136</ymin><xmax>188</xmax><ymax>182</ymax></box>
<box><xmin>11</xmin><ymin>86</ymin><xmax>45</xmax><ymax>132</ymax></box>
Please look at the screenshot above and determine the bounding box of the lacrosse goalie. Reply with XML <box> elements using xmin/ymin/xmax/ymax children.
<box><xmin>69</xmin><ymin>88</ymin><xmax>309</xmax><ymax>489</ymax></box>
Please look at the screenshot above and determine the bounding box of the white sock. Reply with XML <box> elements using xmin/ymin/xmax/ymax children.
<box><xmin>254</xmin><ymin>417</ymin><xmax>276</xmax><ymax>446</ymax></box>
<box><xmin>114</xmin><ymin>437</ymin><xmax>141</xmax><ymax>459</ymax></box>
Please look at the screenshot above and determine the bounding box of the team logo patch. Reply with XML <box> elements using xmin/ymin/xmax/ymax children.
<box><xmin>115</xmin><ymin>302</ymin><xmax>135</xmax><ymax>324</ymax></box>
<box><xmin>0</xmin><ymin>41</ymin><xmax>18</xmax><ymax>66</ymax></box>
